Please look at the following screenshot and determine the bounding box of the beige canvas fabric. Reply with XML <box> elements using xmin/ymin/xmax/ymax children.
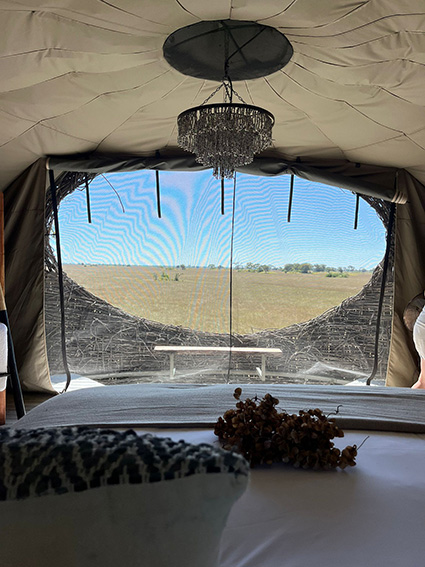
<box><xmin>4</xmin><ymin>151</ymin><xmax>422</xmax><ymax>392</ymax></box>
<box><xmin>1</xmin><ymin>2</ymin><xmax>425</xmax><ymax>390</ymax></box>
<box><xmin>387</xmin><ymin>171</ymin><xmax>425</xmax><ymax>387</ymax></box>
<box><xmin>4</xmin><ymin>159</ymin><xmax>53</xmax><ymax>393</ymax></box>
<box><xmin>0</xmin><ymin>2</ymin><xmax>425</xmax><ymax>192</ymax></box>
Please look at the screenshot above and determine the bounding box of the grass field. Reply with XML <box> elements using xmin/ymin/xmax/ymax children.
<box><xmin>64</xmin><ymin>265</ymin><xmax>371</xmax><ymax>334</ymax></box>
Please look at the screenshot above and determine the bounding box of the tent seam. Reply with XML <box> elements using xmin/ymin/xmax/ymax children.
<box><xmin>0</xmin><ymin>68</ymin><xmax>173</xmax><ymax>128</ymax></box>
<box><xmin>280</xmin><ymin>13</ymin><xmax>425</xmax><ymax>39</ymax></box>
<box><xmin>1</xmin><ymin>4</ymin><xmax>162</xmax><ymax>35</ymax></box>
<box><xmin>93</xmin><ymin>75</ymin><xmax>190</xmax><ymax>152</ymax></box>
<box><xmin>263</xmin><ymin>76</ymin><xmax>348</xmax><ymax>158</ymax></box>
<box><xmin>259</xmin><ymin>0</ymin><xmax>368</xmax><ymax>29</ymax></box>
<box><xmin>279</xmin><ymin>67</ymin><xmax>420</xmax><ymax>138</ymax></box>
<box><xmin>174</xmin><ymin>0</ymin><xmax>202</xmax><ymax>20</ymax></box>
<box><xmin>0</xmin><ymin>47</ymin><xmax>159</xmax><ymax>60</ymax></box>
<box><xmin>291</xmin><ymin>59</ymin><xmax>425</xmax><ymax>106</ymax></box>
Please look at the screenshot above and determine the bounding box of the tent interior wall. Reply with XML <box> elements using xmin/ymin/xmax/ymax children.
<box><xmin>2</xmin><ymin>156</ymin><xmax>425</xmax><ymax>392</ymax></box>
<box><xmin>1</xmin><ymin>2</ymin><xmax>425</xmax><ymax>395</ymax></box>
<box><xmin>3</xmin><ymin>5</ymin><xmax>425</xmax><ymax>567</ymax></box>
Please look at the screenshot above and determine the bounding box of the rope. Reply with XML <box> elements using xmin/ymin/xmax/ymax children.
<box><xmin>226</xmin><ymin>174</ymin><xmax>237</xmax><ymax>383</ymax></box>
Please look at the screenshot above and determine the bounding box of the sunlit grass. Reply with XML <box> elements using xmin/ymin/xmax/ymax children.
<box><xmin>64</xmin><ymin>265</ymin><xmax>371</xmax><ymax>334</ymax></box>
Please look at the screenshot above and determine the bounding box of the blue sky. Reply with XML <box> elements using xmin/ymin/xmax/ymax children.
<box><xmin>55</xmin><ymin>169</ymin><xmax>385</xmax><ymax>270</ymax></box>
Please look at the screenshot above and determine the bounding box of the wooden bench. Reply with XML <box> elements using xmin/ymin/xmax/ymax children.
<box><xmin>154</xmin><ymin>345</ymin><xmax>282</xmax><ymax>381</ymax></box>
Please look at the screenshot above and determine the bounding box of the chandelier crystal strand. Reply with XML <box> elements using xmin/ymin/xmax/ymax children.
<box><xmin>177</xmin><ymin>103</ymin><xmax>274</xmax><ymax>179</ymax></box>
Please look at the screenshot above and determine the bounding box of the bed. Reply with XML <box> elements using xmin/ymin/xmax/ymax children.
<box><xmin>6</xmin><ymin>382</ymin><xmax>425</xmax><ymax>566</ymax></box>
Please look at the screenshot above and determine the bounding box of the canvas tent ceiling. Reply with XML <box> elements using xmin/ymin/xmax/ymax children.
<box><xmin>0</xmin><ymin>1</ymin><xmax>425</xmax><ymax>191</ymax></box>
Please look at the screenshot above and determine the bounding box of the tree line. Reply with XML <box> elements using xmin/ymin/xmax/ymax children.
<box><xmin>202</xmin><ymin>263</ymin><xmax>370</xmax><ymax>273</ymax></box>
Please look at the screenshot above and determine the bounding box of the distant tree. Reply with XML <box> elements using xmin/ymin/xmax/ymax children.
<box><xmin>208</xmin><ymin>264</ymin><xmax>215</xmax><ymax>269</ymax></box>
<box><xmin>283</xmin><ymin>263</ymin><xmax>294</xmax><ymax>272</ymax></box>
<box><xmin>300</xmin><ymin>263</ymin><xmax>312</xmax><ymax>274</ymax></box>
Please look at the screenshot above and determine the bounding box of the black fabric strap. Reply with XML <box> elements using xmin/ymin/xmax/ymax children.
<box><xmin>85</xmin><ymin>174</ymin><xmax>92</xmax><ymax>224</ymax></box>
<box><xmin>155</xmin><ymin>170</ymin><xmax>162</xmax><ymax>218</ymax></box>
<box><xmin>354</xmin><ymin>193</ymin><xmax>360</xmax><ymax>230</ymax></box>
<box><xmin>287</xmin><ymin>174</ymin><xmax>294</xmax><ymax>222</ymax></box>
<box><xmin>49</xmin><ymin>170</ymin><xmax>72</xmax><ymax>392</ymax></box>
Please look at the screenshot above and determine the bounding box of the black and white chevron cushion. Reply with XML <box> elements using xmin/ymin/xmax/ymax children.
<box><xmin>0</xmin><ymin>426</ymin><xmax>249</xmax><ymax>501</ymax></box>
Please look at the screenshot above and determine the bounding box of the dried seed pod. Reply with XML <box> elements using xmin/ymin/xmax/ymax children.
<box><xmin>214</xmin><ymin>388</ymin><xmax>357</xmax><ymax>471</ymax></box>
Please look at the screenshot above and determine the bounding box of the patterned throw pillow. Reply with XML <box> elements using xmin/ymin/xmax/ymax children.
<box><xmin>0</xmin><ymin>426</ymin><xmax>248</xmax><ymax>500</ymax></box>
<box><xmin>0</xmin><ymin>426</ymin><xmax>249</xmax><ymax>567</ymax></box>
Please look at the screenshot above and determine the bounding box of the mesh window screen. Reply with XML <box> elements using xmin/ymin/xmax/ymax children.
<box><xmin>45</xmin><ymin>170</ymin><xmax>391</xmax><ymax>385</ymax></box>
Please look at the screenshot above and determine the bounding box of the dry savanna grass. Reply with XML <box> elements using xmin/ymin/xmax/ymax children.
<box><xmin>64</xmin><ymin>265</ymin><xmax>371</xmax><ymax>334</ymax></box>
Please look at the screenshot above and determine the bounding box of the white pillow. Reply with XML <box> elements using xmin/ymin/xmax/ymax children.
<box><xmin>0</xmin><ymin>427</ymin><xmax>249</xmax><ymax>567</ymax></box>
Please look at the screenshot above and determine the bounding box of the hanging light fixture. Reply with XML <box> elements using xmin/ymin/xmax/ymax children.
<box><xmin>164</xmin><ymin>20</ymin><xmax>292</xmax><ymax>179</ymax></box>
<box><xmin>177</xmin><ymin>78</ymin><xmax>274</xmax><ymax>179</ymax></box>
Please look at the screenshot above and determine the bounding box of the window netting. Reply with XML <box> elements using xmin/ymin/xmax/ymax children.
<box><xmin>45</xmin><ymin>170</ymin><xmax>392</xmax><ymax>385</ymax></box>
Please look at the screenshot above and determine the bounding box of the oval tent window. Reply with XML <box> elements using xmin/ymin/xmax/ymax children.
<box><xmin>45</xmin><ymin>170</ymin><xmax>388</xmax><ymax>385</ymax></box>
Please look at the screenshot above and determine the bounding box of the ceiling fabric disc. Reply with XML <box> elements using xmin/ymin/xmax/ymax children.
<box><xmin>163</xmin><ymin>19</ymin><xmax>293</xmax><ymax>81</ymax></box>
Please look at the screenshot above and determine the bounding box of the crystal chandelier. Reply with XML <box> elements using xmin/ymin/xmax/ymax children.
<box><xmin>177</xmin><ymin>78</ymin><xmax>274</xmax><ymax>179</ymax></box>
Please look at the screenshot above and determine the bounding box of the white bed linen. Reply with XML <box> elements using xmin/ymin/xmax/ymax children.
<box><xmin>137</xmin><ymin>428</ymin><xmax>425</xmax><ymax>567</ymax></box>
<box><xmin>414</xmin><ymin>306</ymin><xmax>425</xmax><ymax>358</ymax></box>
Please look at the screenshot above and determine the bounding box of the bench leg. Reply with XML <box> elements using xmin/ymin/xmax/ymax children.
<box><xmin>256</xmin><ymin>356</ymin><xmax>267</xmax><ymax>382</ymax></box>
<box><xmin>169</xmin><ymin>353</ymin><xmax>175</xmax><ymax>379</ymax></box>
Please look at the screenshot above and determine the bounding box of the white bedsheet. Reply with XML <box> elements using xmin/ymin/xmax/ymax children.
<box><xmin>138</xmin><ymin>428</ymin><xmax>425</xmax><ymax>567</ymax></box>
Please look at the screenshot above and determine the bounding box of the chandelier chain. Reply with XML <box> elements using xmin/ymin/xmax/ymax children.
<box><xmin>201</xmin><ymin>82</ymin><xmax>225</xmax><ymax>105</ymax></box>
<box><xmin>231</xmin><ymin>87</ymin><xmax>248</xmax><ymax>105</ymax></box>
<box><xmin>201</xmin><ymin>80</ymin><xmax>247</xmax><ymax>106</ymax></box>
